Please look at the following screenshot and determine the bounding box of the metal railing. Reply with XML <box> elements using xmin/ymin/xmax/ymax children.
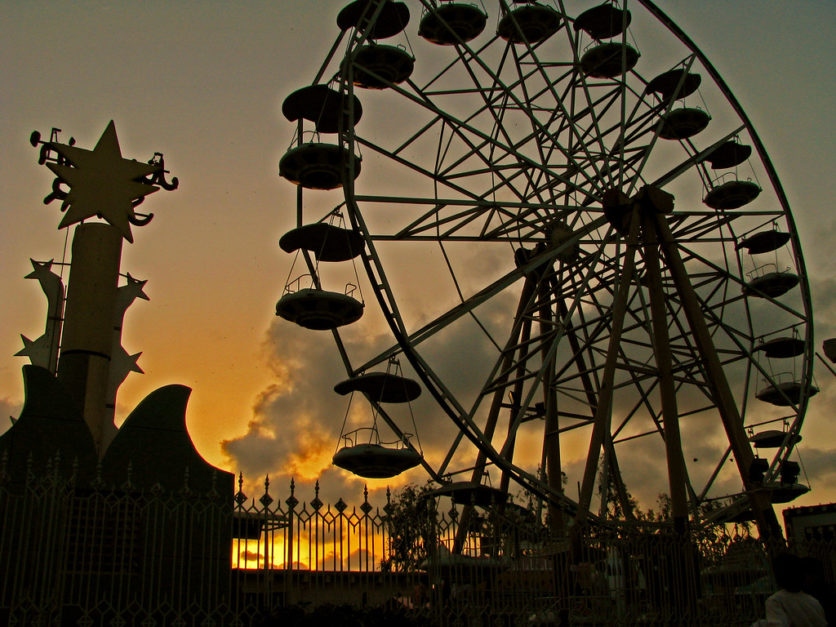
<box><xmin>1</xmin><ymin>463</ymin><xmax>834</xmax><ymax>625</ymax></box>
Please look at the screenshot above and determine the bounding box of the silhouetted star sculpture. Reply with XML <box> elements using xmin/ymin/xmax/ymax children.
<box><xmin>47</xmin><ymin>121</ymin><xmax>159</xmax><ymax>242</ymax></box>
<box><xmin>15</xmin><ymin>259</ymin><xmax>64</xmax><ymax>370</ymax></box>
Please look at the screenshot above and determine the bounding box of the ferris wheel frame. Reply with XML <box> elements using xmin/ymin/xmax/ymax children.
<box><xmin>279</xmin><ymin>0</ymin><xmax>814</xmax><ymax>539</ymax></box>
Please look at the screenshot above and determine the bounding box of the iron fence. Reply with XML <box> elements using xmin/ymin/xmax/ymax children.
<box><xmin>1</xmin><ymin>464</ymin><xmax>833</xmax><ymax>625</ymax></box>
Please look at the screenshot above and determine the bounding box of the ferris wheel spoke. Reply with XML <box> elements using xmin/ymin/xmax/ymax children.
<box><xmin>388</xmin><ymin>78</ymin><xmax>597</xmax><ymax>203</ymax></box>
<box><xmin>468</xmin><ymin>275</ymin><xmax>540</xmax><ymax>482</ymax></box>
<box><xmin>485</xmin><ymin>255</ymin><xmax>612</xmax><ymax>418</ymax></box>
<box><xmin>503</xmin><ymin>43</ymin><xmax>616</xmax><ymax>189</ymax></box>
<box><xmin>354</xmin><ymin>195</ymin><xmax>582</xmax><ymax>242</ymax></box>
<box><xmin>416</xmin><ymin>49</ymin><xmax>602</xmax><ymax>194</ymax></box>
<box><xmin>554</xmin><ymin>293</ymin><xmax>600</xmax><ymax>415</ymax></box>
<box><xmin>651</xmin><ymin>126</ymin><xmax>746</xmax><ymax>189</ymax></box>
<box><xmin>484</xmin><ymin>241</ymin><xmax>622</xmax><ymax>449</ymax></box>
<box><xmin>459</xmin><ymin>57</ymin><xmax>561</xmax><ymax>205</ymax></box>
<box><xmin>351</xmin><ymin>221</ymin><xmax>605</xmax><ymax>378</ymax></box>
<box><xmin>667</xmin><ymin>212</ymin><xmax>735</xmax><ymax>244</ymax></box>
<box><xmin>419</xmin><ymin>56</ymin><xmax>643</xmax><ymax>209</ymax></box>
<box><xmin>675</xmin><ymin>240</ymin><xmax>808</xmax><ymax>321</ymax></box>
<box><xmin>568</xmin><ymin>73</ymin><xmax>630</xmax><ymax>189</ymax></box>
<box><xmin>508</xmin><ymin>43</ymin><xmax>629</xmax><ymax>205</ymax></box>
<box><xmin>354</xmin><ymin>134</ymin><xmax>484</xmax><ymax>202</ymax></box>
<box><xmin>508</xmin><ymin>48</ymin><xmax>565</xmax><ymax>210</ymax></box>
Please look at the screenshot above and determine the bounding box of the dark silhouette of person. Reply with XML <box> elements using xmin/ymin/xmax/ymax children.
<box><xmin>752</xmin><ymin>553</ymin><xmax>826</xmax><ymax>627</ymax></box>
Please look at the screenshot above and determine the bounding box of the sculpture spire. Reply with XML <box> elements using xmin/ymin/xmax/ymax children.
<box><xmin>25</xmin><ymin>122</ymin><xmax>177</xmax><ymax>453</ymax></box>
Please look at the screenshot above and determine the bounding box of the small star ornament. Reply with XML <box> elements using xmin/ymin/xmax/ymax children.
<box><xmin>47</xmin><ymin>121</ymin><xmax>159</xmax><ymax>242</ymax></box>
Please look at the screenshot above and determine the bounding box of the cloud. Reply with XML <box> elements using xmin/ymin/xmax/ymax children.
<box><xmin>809</xmin><ymin>275</ymin><xmax>836</xmax><ymax>342</ymax></box>
<box><xmin>221</xmin><ymin>268</ymin><xmax>530</xmax><ymax>497</ymax></box>
<box><xmin>797</xmin><ymin>447</ymin><xmax>836</xmax><ymax>486</ymax></box>
<box><xmin>221</xmin><ymin>316</ymin><xmax>436</xmax><ymax>505</ymax></box>
<box><xmin>223</xmin><ymin>205</ymin><xmax>834</xmax><ymax>519</ymax></box>
<box><xmin>221</xmin><ymin>321</ymin><xmax>350</xmax><ymax>485</ymax></box>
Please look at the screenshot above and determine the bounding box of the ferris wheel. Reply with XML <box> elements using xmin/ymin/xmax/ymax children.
<box><xmin>276</xmin><ymin>0</ymin><xmax>815</xmax><ymax>536</ymax></box>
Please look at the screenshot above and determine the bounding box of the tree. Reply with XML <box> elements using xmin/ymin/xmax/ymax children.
<box><xmin>380</xmin><ymin>484</ymin><xmax>437</xmax><ymax>572</ymax></box>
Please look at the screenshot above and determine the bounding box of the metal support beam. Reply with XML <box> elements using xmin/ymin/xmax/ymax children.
<box><xmin>654</xmin><ymin>212</ymin><xmax>784</xmax><ymax>546</ymax></box>
<box><xmin>642</xmin><ymin>210</ymin><xmax>689</xmax><ymax>533</ymax></box>
<box><xmin>575</xmin><ymin>208</ymin><xmax>640</xmax><ymax>527</ymax></box>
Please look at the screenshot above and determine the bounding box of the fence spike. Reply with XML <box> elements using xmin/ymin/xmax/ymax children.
<box><xmin>122</xmin><ymin>460</ymin><xmax>134</xmax><ymax>491</ymax></box>
<box><xmin>52</xmin><ymin>450</ymin><xmax>62</xmax><ymax>481</ymax></box>
<box><xmin>70</xmin><ymin>456</ymin><xmax>79</xmax><ymax>486</ymax></box>
<box><xmin>210</xmin><ymin>469</ymin><xmax>218</xmax><ymax>495</ymax></box>
<box><xmin>285</xmin><ymin>477</ymin><xmax>298</xmax><ymax>509</ymax></box>
<box><xmin>91</xmin><ymin>459</ymin><xmax>105</xmax><ymax>490</ymax></box>
<box><xmin>260</xmin><ymin>475</ymin><xmax>274</xmax><ymax>508</ymax></box>
<box><xmin>361</xmin><ymin>485</ymin><xmax>372</xmax><ymax>515</ymax></box>
<box><xmin>311</xmin><ymin>480</ymin><xmax>323</xmax><ymax>511</ymax></box>
<box><xmin>234</xmin><ymin>472</ymin><xmax>247</xmax><ymax>507</ymax></box>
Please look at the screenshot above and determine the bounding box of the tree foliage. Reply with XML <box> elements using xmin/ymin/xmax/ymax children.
<box><xmin>380</xmin><ymin>484</ymin><xmax>437</xmax><ymax>573</ymax></box>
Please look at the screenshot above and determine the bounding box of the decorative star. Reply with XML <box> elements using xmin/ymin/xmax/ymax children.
<box><xmin>46</xmin><ymin>121</ymin><xmax>159</xmax><ymax>242</ymax></box>
<box><xmin>25</xmin><ymin>259</ymin><xmax>63</xmax><ymax>301</ymax></box>
<box><xmin>107</xmin><ymin>347</ymin><xmax>144</xmax><ymax>399</ymax></box>
<box><xmin>24</xmin><ymin>258</ymin><xmax>55</xmax><ymax>282</ymax></box>
<box><xmin>114</xmin><ymin>273</ymin><xmax>149</xmax><ymax>323</ymax></box>
<box><xmin>122</xmin><ymin>273</ymin><xmax>150</xmax><ymax>302</ymax></box>
<box><xmin>15</xmin><ymin>333</ymin><xmax>51</xmax><ymax>368</ymax></box>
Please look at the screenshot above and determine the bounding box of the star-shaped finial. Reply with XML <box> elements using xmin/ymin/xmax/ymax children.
<box><xmin>15</xmin><ymin>334</ymin><xmax>51</xmax><ymax>368</ymax></box>
<box><xmin>123</xmin><ymin>273</ymin><xmax>150</xmax><ymax>301</ymax></box>
<box><xmin>114</xmin><ymin>273</ymin><xmax>150</xmax><ymax>322</ymax></box>
<box><xmin>24</xmin><ymin>258</ymin><xmax>55</xmax><ymax>281</ymax></box>
<box><xmin>46</xmin><ymin>121</ymin><xmax>159</xmax><ymax>242</ymax></box>
<box><xmin>107</xmin><ymin>347</ymin><xmax>144</xmax><ymax>399</ymax></box>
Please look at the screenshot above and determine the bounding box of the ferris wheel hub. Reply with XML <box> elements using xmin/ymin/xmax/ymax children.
<box><xmin>547</xmin><ymin>222</ymin><xmax>580</xmax><ymax>263</ymax></box>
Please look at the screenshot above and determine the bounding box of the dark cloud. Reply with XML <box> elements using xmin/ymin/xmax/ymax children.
<box><xmin>221</xmin><ymin>273</ymin><xmax>532</xmax><ymax>500</ymax></box>
<box><xmin>221</xmin><ymin>315</ymin><xmax>447</xmax><ymax>506</ymax></box>
<box><xmin>222</xmin><ymin>320</ymin><xmax>362</xmax><ymax>497</ymax></box>
<box><xmin>797</xmin><ymin>447</ymin><xmax>836</xmax><ymax>486</ymax></box>
<box><xmin>809</xmin><ymin>275</ymin><xmax>836</xmax><ymax>341</ymax></box>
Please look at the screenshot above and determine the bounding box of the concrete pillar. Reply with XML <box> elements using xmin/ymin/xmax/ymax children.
<box><xmin>57</xmin><ymin>223</ymin><xmax>123</xmax><ymax>455</ymax></box>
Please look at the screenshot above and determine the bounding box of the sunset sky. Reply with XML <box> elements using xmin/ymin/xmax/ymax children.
<box><xmin>1</xmin><ymin>1</ymin><xmax>835</xmax><ymax>516</ymax></box>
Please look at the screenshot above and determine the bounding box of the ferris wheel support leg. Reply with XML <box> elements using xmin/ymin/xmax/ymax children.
<box><xmin>469</xmin><ymin>275</ymin><xmax>538</xmax><ymax>479</ymax></box>
<box><xmin>575</xmin><ymin>209</ymin><xmax>641</xmax><ymax>530</ymax></box>
<box><xmin>653</xmin><ymin>212</ymin><xmax>785</xmax><ymax>548</ymax></box>
<box><xmin>453</xmin><ymin>275</ymin><xmax>538</xmax><ymax>554</ymax></box>
<box><xmin>538</xmin><ymin>278</ymin><xmax>564</xmax><ymax>535</ymax></box>
<box><xmin>641</xmin><ymin>211</ymin><xmax>689</xmax><ymax>534</ymax></box>
<box><xmin>555</xmin><ymin>290</ymin><xmax>635</xmax><ymax>522</ymax></box>
<box><xmin>602</xmin><ymin>436</ymin><xmax>635</xmax><ymax>520</ymax></box>
<box><xmin>498</xmin><ymin>313</ymin><xmax>533</xmax><ymax>495</ymax></box>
